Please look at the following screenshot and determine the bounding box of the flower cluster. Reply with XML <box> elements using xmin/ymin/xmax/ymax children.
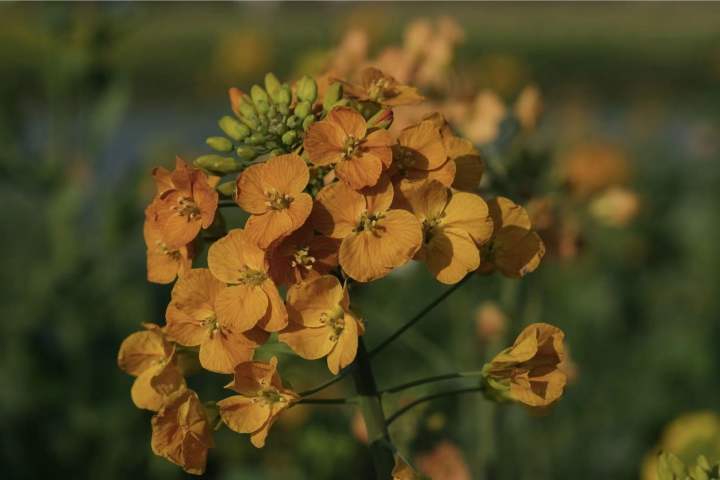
<box><xmin>120</xmin><ymin>67</ymin><xmax>564</xmax><ymax>475</ymax></box>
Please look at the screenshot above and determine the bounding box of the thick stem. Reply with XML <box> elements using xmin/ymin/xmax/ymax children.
<box><xmin>352</xmin><ymin>339</ymin><xmax>395</xmax><ymax>479</ymax></box>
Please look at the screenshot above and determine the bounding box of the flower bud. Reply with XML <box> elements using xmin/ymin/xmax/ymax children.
<box><xmin>281</xmin><ymin>130</ymin><xmax>298</xmax><ymax>146</ymax></box>
<box><xmin>206</xmin><ymin>136</ymin><xmax>233</xmax><ymax>152</ymax></box>
<box><xmin>264</xmin><ymin>72</ymin><xmax>281</xmax><ymax>97</ymax></box>
<box><xmin>367</xmin><ymin>108</ymin><xmax>394</xmax><ymax>129</ymax></box>
<box><xmin>293</xmin><ymin>100</ymin><xmax>312</xmax><ymax>120</ymax></box>
<box><xmin>219</xmin><ymin>116</ymin><xmax>249</xmax><ymax>141</ymax></box>
<box><xmin>238</xmin><ymin>98</ymin><xmax>257</xmax><ymax>120</ymax></box>
<box><xmin>235</xmin><ymin>145</ymin><xmax>258</xmax><ymax>162</ymax></box>
<box><xmin>193</xmin><ymin>154</ymin><xmax>242</xmax><ymax>174</ymax></box>
<box><xmin>216</xmin><ymin>180</ymin><xmax>236</xmax><ymax>197</ymax></box>
<box><xmin>254</xmin><ymin>99</ymin><xmax>270</xmax><ymax>115</ymax></box>
<box><xmin>302</xmin><ymin>115</ymin><xmax>315</xmax><ymax>131</ymax></box>
<box><xmin>250</xmin><ymin>84</ymin><xmax>270</xmax><ymax>105</ymax></box>
<box><xmin>246</xmin><ymin>133</ymin><xmax>266</xmax><ymax>145</ymax></box>
<box><xmin>286</xmin><ymin>115</ymin><xmax>301</xmax><ymax>129</ymax></box>
<box><xmin>295</xmin><ymin>75</ymin><xmax>318</xmax><ymax>103</ymax></box>
<box><xmin>276</xmin><ymin>85</ymin><xmax>292</xmax><ymax>106</ymax></box>
<box><xmin>323</xmin><ymin>82</ymin><xmax>343</xmax><ymax>111</ymax></box>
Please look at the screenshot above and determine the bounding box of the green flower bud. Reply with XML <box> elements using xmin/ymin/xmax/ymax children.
<box><xmin>358</xmin><ymin>100</ymin><xmax>381</xmax><ymax>119</ymax></box>
<box><xmin>302</xmin><ymin>115</ymin><xmax>316</xmax><ymax>131</ymax></box>
<box><xmin>367</xmin><ymin>108</ymin><xmax>394</xmax><ymax>129</ymax></box>
<box><xmin>276</xmin><ymin>85</ymin><xmax>292</xmax><ymax>106</ymax></box>
<box><xmin>216</xmin><ymin>181</ymin><xmax>236</xmax><ymax>198</ymax></box>
<box><xmin>286</xmin><ymin>115</ymin><xmax>301</xmax><ymax>129</ymax></box>
<box><xmin>235</xmin><ymin>145</ymin><xmax>258</xmax><ymax>162</ymax></box>
<box><xmin>277</xmin><ymin>103</ymin><xmax>290</xmax><ymax>116</ymax></box>
<box><xmin>206</xmin><ymin>136</ymin><xmax>234</xmax><ymax>152</ymax></box>
<box><xmin>264</xmin><ymin>72</ymin><xmax>281</xmax><ymax>97</ymax></box>
<box><xmin>219</xmin><ymin>116</ymin><xmax>250</xmax><ymax>141</ymax></box>
<box><xmin>294</xmin><ymin>100</ymin><xmax>312</xmax><ymax>120</ymax></box>
<box><xmin>658</xmin><ymin>452</ymin><xmax>687</xmax><ymax>480</ymax></box>
<box><xmin>194</xmin><ymin>154</ymin><xmax>242</xmax><ymax>174</ymax></box>
<box><xmin>264</xmin><ymin>140</ymin><xmax>280</xmax><ymax>150</ymax></box>
<box><xmin>281</xmin><ymin>130</ymin><xmax>298</xmax><ymax>146</ymax></box>
<box><xmin>269</xmin><ymin>148</ymin><xmax>284</xmax><ymax>156</ymax></box>
<box><xmin>323</xmin><ymin>82</ymin><xmax>343</xmax><ymax>111</ymax></box>
<box><xmin>250</xmin><ymin>85</ymin><xmax>270</xmax><ymax>105</ymax></box>
<box><xmin>247</xmin><ymin>133</ymin><xmax>266</xmax><ymax>145</ymax></box>
<box><xmin>296</xmin><ymin>75</ymin><xmax>318</xmax><ymax>103</ymax></box>
<box><xmin>238</xmin><ymin>99</ymin><xmax>257</xmax><ymax>120</ymax></box>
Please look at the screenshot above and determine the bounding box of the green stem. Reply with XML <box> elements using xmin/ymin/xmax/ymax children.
<box><xmin>380</xmin><ymin>371</ymin><xmax>483</xmax><ymax>395</ymax></box>
<box><xmin>385</xmin><ymin>386</ymin><xmax>485</xmax><ymax>426</ymax></box>
<box><xmin>353</xmin><ymin>339</ymin><xmax>395</xmax><ymax>479</ymax></box>
<box><xmin>297</xmin><ymin>365</ymin><xmax>356</xmax><ymax>397</ymax></box>
<box><xmin>296</xmin><ymin>397</ymin><xmax>352</xmax><ymax>405</ymax></box>
<box><xmin>368</xmin><ymin>275</ymin><xmax>472</xmax><ymax>358</ymax></box>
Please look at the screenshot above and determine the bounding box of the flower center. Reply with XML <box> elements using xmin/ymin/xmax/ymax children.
<box><xmin>291</xmin><ymin>246</ymin><xmax>315</xmax><ymax>271</ymax></box>
<box><xmin>368</xmin><ymin>78</ymin><xmax>391</xmax><ymax>101</ymax></box>
<box><xmin>265</xmin><ymin>189</ymin><xmax>293</xmax><ymax>210</ymax></box>
<box><xmin>155</xmin><ymin>240</ymin><xmax>182</xmax><ymax>260</ymax></box>
<box><xmin>422</xmin><ymin>214</ymin><xmax>445</xmax><ymax>244</ymax></box>
<box><xmin>320</xmin><ymin>305</ymin><xmax>346</xmax><ymax>341</ymax></box>
<box><xmin>355</xmin><ymin>211</ymin><xmax>385</xmax><ymax>233</ymax></box>
<box><xmin>237</xmin><ymin>267</ymin><xmax>267</xmax><ymax>286</ymax></box>
<box><xmin>343</xmin><ymin>135</ymin><xmax>362</xmax><ymax>159</ymax></box>
<box><xmin>174</xmin><ymin>196</ymin><xmax>201</xmax><ymax>221</ymax></box>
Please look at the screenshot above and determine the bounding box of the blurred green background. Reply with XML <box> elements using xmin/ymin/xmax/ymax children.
<box><xmin>2</xmin><ymin>2</ymin><xmax>720</xmax><ymax>479</ymax></box>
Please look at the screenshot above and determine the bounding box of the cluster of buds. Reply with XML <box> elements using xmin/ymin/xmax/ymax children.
<box><xmin>196</xmin><ymin>73</ymin><xmax>325</xmax><ymax>175</ymax></box>
<box><xmin>657</xmin><ymin>453</ymin><xmax>720</xmax><ymax>480</ymax></box>
<box><xmin>120</xmin><ymin>65</ymin><xmax>567</xmax><ymax>476</ymax></box>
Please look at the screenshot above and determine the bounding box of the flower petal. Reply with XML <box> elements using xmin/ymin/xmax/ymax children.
<box><xmin>215</xmin><ymin>284</ymin><xmax>268</xmax><ymax>332</ymax></box>
<box><xmin>326</xmin><ymin>313</ymin><xmax>359</xmax><ymax>374</ymax></box>
<box><xmin>257</xmin><ymin>281</ymin><xmax>288</xmax><ymax>332</ymax></box>
<box><xmin>217</xmin><ymin>395</ymin><xmax>271</xmax><ymax>433</ymax></box>
<box><xmin>443</xmin><ymin>192</ymin><xmax>494</xmax><ymax>245</ymax></box>
<box><xmin>286</xmin><ymin>275</ymin><xmax>344</xmax><ymax>327</ymax></box>
<box><xmin>304</xmin><ymin>121</ymin><xmax>345</xmax><ymax>166</ymax></box>
<box><xmin>278</xmin><ymin>322</ymin><xmax>335</xmax><ymax>360</ymax></box>
<box><xmin>208</xmin><ymin>229</ymin><xmax>267</xmax><ymax>283</ymax></box>
<box><xmin>311</xmin><ymin>182</ymin><xmax>365</xmax><ymax>238</ymax></box>
<box><xmin>424</xmin><ymin>227</ymin><xmax>480</xmax><ymax>284</ymax></box>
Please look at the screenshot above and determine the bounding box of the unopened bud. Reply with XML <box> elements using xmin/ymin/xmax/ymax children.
<box><xmin>294</xmin><ymin>100</ymin><xmax>312</xmax><ymax>120</ymax></box>
<box><xmin>296</xmin><ymin>75</ymin><xmax>318</xmax><ymax>103</ymax></box>
<box><xmin>235</xmin><ymin>145</ymin><xmax>258</xmax><ymax>162</ymax></box>
<box><xmin>194</xmin><ymin>155</ymin><xmax>242</xmax><ymax>174</ymax></box>
<box><xmin>254</xmin><ymin>99</ymin><xmax>270</xmax><ymax>115</ymax></box>
<box><xmin>250</xmin><ymin>85</ymin><xmax>270</xmax><ymax>105</ymax></box>
<box><xmin>323</xmin><ymin>82</ymin><xmax>343</xmax><ymax>111</ymax></box>
<box><xmin>367</xmin><ymin>108</ymin><xmax>394</xmax><ymax>129</ymax></box>
<box><xmin>228</xmin><ymin>87</ymin><xmax>244</xmax><ymax>117</ymax></box>
<box><xmin>238</xmin><ymin>98</ymin><xmax>257</xmax><ymax>120</ymax></box>
<box><xmin>206</xmin><ymin>136</ymin><xmax>233</xmax><ymax>152</ymax></box>
<box><xmin>286</xmin><ymin>115</ymin><xmax>301</xmax><ymax>129</ymax></box>
<box><xmin>276</xmin><ymin>85</ymin><xmax>292</xmax><ymax>106</ymax></box>
<box><xmin>219</xmin><ymin>116</ymin><xmax>249</xmax><ymax>141</ymax></box>
<box><xmin>264</xmin><ymin>73</ymin><xmax>281</xmax><ymax>97</ymax></box>
<box><xmin>281</xmin><ymin>130</ymin><xmax>298</xmax><ymax>146</ymax></box>
<box><xmin>302</xmin><ymin>115</ymin><xmax>316</xmax><ymax>131</ymax></box>
<box><xmin>216</xmin><ymin>181</ymin><xmax>236</xmax><ymax>197</ymax></box>
<box><xmin>246</xmin><ymin>133</ymin><xmax>266</xmax><ymax>145</ymax></box>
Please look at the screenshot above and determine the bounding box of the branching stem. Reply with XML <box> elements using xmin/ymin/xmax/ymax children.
<box><xmin>386</xmin><ymin>386</ymin><xmax>486</xmax><ymax>426</ymax></box>
<box><xmin>380</xmin><ymin>370</ymin><xmax>483</xmax><ymax>395</ymax></box>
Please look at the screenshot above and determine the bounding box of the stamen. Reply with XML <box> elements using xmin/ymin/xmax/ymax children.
<box><xmin>172</xmin><ymin>196</ymin><xmax>201</xmax><ymax>221</ymax></box>
<box><xmin>265</xmin><ymin>189</ymin><xmax>293</xmax><ymax>210</ymax></box>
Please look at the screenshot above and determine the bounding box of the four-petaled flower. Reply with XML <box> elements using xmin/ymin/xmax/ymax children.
<box><xmin>342</xmin><ymin>67</ymin><xmax>424</xmax><ymax>106</ymax></box>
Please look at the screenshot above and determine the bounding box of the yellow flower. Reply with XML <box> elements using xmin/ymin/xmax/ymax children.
<box><xmin>235</xmin><ymin>153</ymin><xmax>313</xmax><ymax>248</ymax></box>
<box><xmin>480</xmin><ymin>197</ymin><xmax>545</xmax><ymax>278</ymax></box>
<box><xmin>217</xmin><ymin>357</ymin><xmax>299</xmax><ymax>448</ymax></box>
<box><xmin>482</xmin><ymin>323</ymin><xmax>567</xmax><ymax>407</ymax></box>
<box><xmin>165</xmin><ymin>268</ymin><xmax>269</xmax><ymax>373</ymax></box>
<box><xmin>152</xmin><ymin>157</ymin><xmax>219</xmax><ymax>248</ymax></box>
<box><xmin>391</xmin><ymin>119</ymin><xmax>455</xmax><ymax>188</ymax></box>
<box><xmin>151</xmin><ymin>388</ymin><xmax>214</xmax><ymax>475</ymax></box>
<box><xmin>207</xmin><ymin>229</ymin><xmax>287</xmax><ymax>332</ymax></box>
<box><xmin>342</xmin><ymin>67</ymin><xmax>424</xmax><ymax>106</ymax></box>
<box><xmin>117</xmin><ymin>323</ymin><xmax>186</xmax><ymax>411</ymax></box>
<box><xmin>279</xmin><ymin>275</ymin><xmax>364</xmax><ymax>374</ymax></box>
<box><xmin>143</xmin><ymin>202</ymin><xmax>193</xmax><ymax>284</ymax></box>
<box><xmin>399</xmin><ymin>179</ymin><xmax>493</xmax><ymax>284</ymax></box>
<box><xmin>311</xmin><ymin>176</ymin><xmax>422</xmax><ymax>282</ymax></box>
<box><xmin>268</xmin><ymin>223</ymin><xmax>340</xmax><ymax>286</ymax></box>
<box><xmin>304</xmin><ymin>106</ymin><xmax>393</xmax><ymax>190</ymax></box>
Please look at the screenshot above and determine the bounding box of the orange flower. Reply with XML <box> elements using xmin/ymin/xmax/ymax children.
<box><xmin>217</xmin><ymin>357</ymin><xmax>299</xmax><ymax>448</ymax></box>
<box><xmin>304</xmin><ymin>106</ymin><xmax>393</xmax><ymax>190</ymax></box>
<box><xmin>424</xmin><ymin>113</ymin><xmax>485</xmax><ymax>191</ymax></box>
<box><xmin>392</xmin><ymin>455</ymin><xmax>425</xmax><ymax>480</ymax></box>
<box><xmin>143</xmin><ymin>203</ymin><xmax>193</xmax><ymax>284</ymax></box>
<box><xmin>207</xmin><ymin>229</ymin><xmax>288</xmax><ymax>332</ymax></box>
<box><xmin>152</xmin><ymin>157</ymin><xmax>219</xmax><ymax>248</ymax></box>
<box><xmin>151</xmin><ymin>388</ymin><xmax>214</xmax><ymax>475</ymax></box>
<box><xmin>311</xmin><ymin>176</ymin><xmax>422</xmax><ymax>282</ymax></box>
<box><xmin>482</xmin><ymin>323</ymin><xmax>567</xmax><ymax>407</ymax></box>
<box><xmin>268</xmin><ymin>223</ymin><xmax>340</xmax><ymax>286</ymax></box>
<box><xmin>392</xmin><ymin>119</ymin><xmax>455</xmax><ymax>187</ymax></box>
<box><xmin>342</xmin><ymin>67</ymin><xmax>424</xmax><ymax>106</ymax></box>
<box><xmin>399</xmin><ymin>180</ymin><xmax>493</xmax><ymax>284</ymax></box>
<box><xmin>165</xmin><ymin>268</ymin><xmax>269</xmax><ymax>373</ymax></box>
<box><xmin>235</xmin><ymin>154</ymin><xmax>313</xmax><ymax>248</ymax></box>
<box><xmin>479</xmin><ymin>197</ymin><xmax>545</xmax><ymax>278</ymax></box>
<box><xmin>117</xmin><ymin>323</ymin><xmax>186</xmax><ymax>411</ymax></box>
<box><xmin>279</xmin><ymin>275</ymin><xmax>364</xmax><ymax>374</ymax></box>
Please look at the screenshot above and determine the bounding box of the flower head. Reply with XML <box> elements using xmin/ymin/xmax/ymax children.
<box><xmin>343</xmin><ymin>67</ymin><xmax>424</xmax><ymax>106</ymax></box>
<box><xmin>479</xmin><ymin>197</ymin><xmax>545</xmax><ymax>278</ymax></box>
<box><xmin>268</xmin><ymin>223</ymin><xmax>340</xmax><ymax>286</ymax></box>
<box><xmin>482</xmin><ymin>323</ymin><xmax>567</xmax><ymax>407</ymax></box>
<box><xmin>304</xmin><ymin>106</ymin><xmax>393</xmax><ymax>190</ymax></box>
<box><xmin>152</xmin><ymin>157</ymin><xmax>219</xmax><ymax>248</ymax></box>
<box><xmin>151</xmin><ymin>388</ymin><xmax>214</xmax><ymax>475</ymax></box>
<box><xmin>217</xmin><ymin>357</ymin><xmax>299</xmax><ymax>448</ymax></box>
<box><xmin>144</xmin><ymin>203</ymin><xmax>193</xmax><ymax>284</ymax></box>
<box><xmin>399</xmin><ymin>179</ymin><xmax>493</xmax><ymax>284</ymax></box>
<box><xmin>165</xmin><ymin>268</ymin><xmax>269</xmax><ymax>373</ymax></box>
<box><xmin>208</xmin><ymin>229</ymin><xmax>287</xmax><ymax>333</ymax></box>
<box><xmin>117</xmin><ymin>323</ymin><xmax>186</xmax><ymax>411</ymax></box>
<box><xmin>279</xmin><ymin>275</ymin><xmax>364</xmax><ymax>374</ymax></box>
<box><xmin>311</xmin><ymin>176</ymin><xmax>422</xmax><ymax>282</ymax></box>
<box><xmin>235</xmin><ymin>153</ymin><xmax>313</xmax><ymax>248</ymax></box>
<box><xmin>391</xmin><ymin>119</ymin><xmax>454</xmax><ymax>187</ymax></box>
